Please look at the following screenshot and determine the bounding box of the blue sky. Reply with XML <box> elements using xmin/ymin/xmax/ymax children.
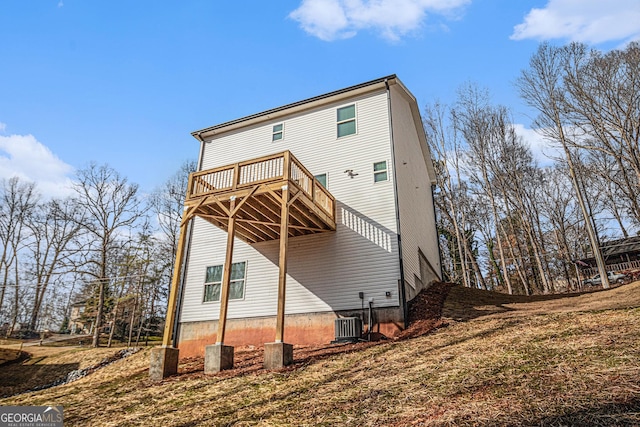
<box><xmin>1</xmin><ymin>0</ymin><xmax>639</xmax><ymax>197</ymax></box>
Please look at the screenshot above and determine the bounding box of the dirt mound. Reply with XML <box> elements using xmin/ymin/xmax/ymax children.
<box><xmin>396</xmin><ymin>281</ymin><xmax>454</xmax><ymax>339</ymax></box>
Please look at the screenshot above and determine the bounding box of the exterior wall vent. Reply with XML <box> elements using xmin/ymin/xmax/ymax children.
<box><xmin>333</xmin><ymin>317</ymin><xmax>362</xmax><ymax>343</ymax></box>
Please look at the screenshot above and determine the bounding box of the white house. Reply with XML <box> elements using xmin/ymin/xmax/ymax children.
<box><xmin>150</xmin><ymin>75</ymin><xmax>441</xmax><ymax>379</ymax></box>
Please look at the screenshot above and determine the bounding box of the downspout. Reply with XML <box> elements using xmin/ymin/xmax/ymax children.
<box><xmin>431</xmin><ymin>184</ymin><xmax>444</xmax><ymax>280</ymax></box>
<box><xmin>171</xmin><ymin>132</ymin><xmax>207</xmax><ymax>347</ymax></box>
<box><xmin>385</xmin><ymin>79</ymin><xmax>409</xmax><ymax>328</ymax></box>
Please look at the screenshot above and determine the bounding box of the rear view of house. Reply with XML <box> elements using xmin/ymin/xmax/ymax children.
<box><xmin>150</xmin><ymin>75</ymin><xmax>441</xmax><ymax>379</ymax></box>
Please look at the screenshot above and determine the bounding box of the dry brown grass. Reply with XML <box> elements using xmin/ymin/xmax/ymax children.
<box><xmin>0</xmin><ymin>345</ymin><xmax>130</xmax><ymax>398</ymax></box>
<box><xmin>2</xmin><ymin>282</ymin><xmax>640</xmax><ymax>426</ymax></box>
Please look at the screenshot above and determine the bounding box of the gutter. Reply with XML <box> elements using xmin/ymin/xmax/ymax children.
<box><xmin>385</xmin><ymin>79</ymin><xmax>409</xmax><ymax>329</ymax></box>
<box><xmin>431</xmin><ymin>184</ymin><xmax>444</xmax><ymax>280</ymax></box>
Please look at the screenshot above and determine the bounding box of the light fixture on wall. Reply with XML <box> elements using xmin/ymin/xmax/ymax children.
<box><xmin>344</xmin><ymin>169</ymin><xmax>359</xmax><ymax>179</ymax></box>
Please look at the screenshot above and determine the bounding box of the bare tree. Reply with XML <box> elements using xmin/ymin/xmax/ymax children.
<box><xmin>72</xmin><ymin>163</ymin><xmax>142</xmax><ymax>347</ymax></box>
<box><xmin>424</xmin><ymin>102</ymin><xmax>487</xmax><ymax>289</ymax></box>
<box><xmin>453</xmin><ymin>84</ymin><xmax>515</xmax><ymax>294</ymax></box>
<box><xmin>562</xmin><ymin>42</ymin><xmax>640</xmax><ymax>198</ymax></box>
<box><xmin>148</xmin><ymin>160</ymin><xmax>195</xmax><ymax>330</ymax></box>
<box><xmin>540</xmin><ymin>166</ymin><xmax>590</xmax><ymax>290</ymax></box>
<box><xmin>25</xmin><ymin>197</ymin><xmax>84</xmax><ymax>331</ymax></box>
<box><xmin>517</xmin><ymin>42</ymin><xmax>610</xmax><ymax>288</ymax></box>
<box><xmin>149</xmin><ymin>160</ymin><xmax>196</xmax><ymax>269</ymax></box>
<box><xmin>0</xmin><ymin>177</ymin><xmax>38</xmax><ymax>334</ymax></box>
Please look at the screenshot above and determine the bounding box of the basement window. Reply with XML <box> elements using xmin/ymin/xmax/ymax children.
<box><xmin>203</xmin><ymin>261</ymin><xmax>247</xmax><ymax>303</ymax></box>
<box><xmin>272</xmin><ymin>123</ymin><xmax>284</xmax><ymax>141</ymax></box>
<box><xmin>337</xmin><ymin>104</ymin><xmax>356</xmax><ymax>138</ymax></box>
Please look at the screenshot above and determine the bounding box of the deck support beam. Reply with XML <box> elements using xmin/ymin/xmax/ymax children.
<box><xmin>150</xmin><ymin>215</ymin><xmax>190</xmax><ymax>381</ymax></box>
<box><xmin>205</xmin><ymin>199</ymin><xmax>238</xmax><ymax>372</ymax></box>
<box><xmin>265</xmin><ymin>177</ymin><xmax>293</xmax><ymax>369</ymax></box>
<box><xmin>151</xmin><ymin>151</ymin><xmax>338</xmax><ymax>378</ymax></box>
<box><xmin>216</xmin><ymin>202</ymin><xmax>236</xmax><ymax>345</ymax></box>
<box><xmin>276</xmin><ymin>188</ymin><xmax>290</xmax><ymax>341</ymax></box>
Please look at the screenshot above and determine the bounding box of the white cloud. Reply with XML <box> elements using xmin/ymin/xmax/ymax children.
<box><xmin>57</xmin><ymin>1</ymin><xmax>64</xmax><ymax>7</ymax></box>
<box><xmin>289</xmin><ymin>0</ymin><xmax>470</xmax><ymax>41</ymax></box>
<box><xmin>511</xmin><ymin>0</ymin><xmax>640</xmax><ymax>44</ymax></box>
<box><xmin>514</xmin><ymin>123</ymin><xmax>563</xmax><ymax>167</ymax></box>
<box><xmin>0</xmin><ymin>123</ymin><xmax>6</xmax><ymax>132</ymax></box>
<box><xmin>0</xmin><ymin>131</ymin><xmax>74</xmax><ymax>198</ymax></box>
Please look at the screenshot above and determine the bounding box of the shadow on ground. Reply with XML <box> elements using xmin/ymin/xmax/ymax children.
<box><xmin>0</xmin><ymin>360</ymin><xmax>80</xmax><ymax>397</ymax></box>
<box><xmin>532</xmin><ymin>398</ymin><xmax>640</xmax><ymax>427</ymax></box>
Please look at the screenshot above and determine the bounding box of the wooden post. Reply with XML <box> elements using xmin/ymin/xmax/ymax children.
<box><xmin>232</xmin><ymin>163</ymin><xmax>240</xmax><ymax>190</ymax></box>
<box><xmin>162</xmin><ymin>218</ymin><xmax>190</xmax><ymax>347</ymax></box>
<box><xmin>275</xmin><ymin>186</ymin><xmax>289</xmax><ymax>343</ymax></box>
<box><xmin>283</xmin><ymin>151</ymin><xmax>291</xmax><ymax>180</ymax></box>
<box><xmin>216</xmin><ymin>199</ymin><xmax>236</xmax><ymax>344</ymax></box>
<box><xmin>186</xmin><ymin>172</ymin><xmax>195</xmax><ymax>199</ymax></box>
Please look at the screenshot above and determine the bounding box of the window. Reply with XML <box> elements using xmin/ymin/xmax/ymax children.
<box><xmin>315</xmin><ymin>173</ymin><xmax>327</xmax><ymax>188</ymax></box>
<box><xmin>373</xmin><ymin>161</ymin><xmax>388</xmax><ymax>182</ymax></box>
<box><xmin>272</xmin><ymin>123</ymin><xmax>284</xmax><ymax>141</ymax></box>
<box><xmin>203</xmin><ymin>261</ymin><xmax>247</xmax><ymax>303</ymax></box>
<box><xmin>337</xmin><ymin>104</ymin><xmax>356</xmax><ymax>137</ymax></box>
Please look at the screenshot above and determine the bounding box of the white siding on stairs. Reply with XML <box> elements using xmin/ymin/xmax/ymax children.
<box><xmin>179</xmin><ymin>89</ymin><xmax>403</xmax><ymax>323</ymax></box>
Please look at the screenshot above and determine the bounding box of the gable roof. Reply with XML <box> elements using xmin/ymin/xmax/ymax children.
<box><xmin>191</xmin><ymin>75</ymin><xmax>436</xmax><ymax>183</ymax></box>
<box><xmin>192</xmin><ymin>75</ymin><xmax>396</xmax><ymax>140</ymax></box>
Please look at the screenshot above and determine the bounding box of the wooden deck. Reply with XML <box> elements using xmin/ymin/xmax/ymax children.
<box><xmin>184</xmin><ymin>151</ymin><xmax>336</xmax><ymax>243</ymax></box>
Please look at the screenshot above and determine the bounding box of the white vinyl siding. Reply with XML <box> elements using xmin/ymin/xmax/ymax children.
<box><xmin>181</xmin><ymin>89</ymin><xmax>402</xmax><ymax>323</ymax></box>
<box><xmin>388</xmin><ymin>84</ymin><xmax>441</xmax><ymax>301</ymax></box>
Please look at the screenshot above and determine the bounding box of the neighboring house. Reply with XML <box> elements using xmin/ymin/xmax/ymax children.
<box><xmin>578</xmin><ymin>236</ymin><xmax>640</xmax><ymax>277</ymax></box>
<box><xmin>164</xmin><ymin>75</ymin><xmax>442</xmax><ymax>364</ymax></box>
<box><xmin>69</xmin><ymin>300</ymin><xmax>88</xmax><ymax>335</ymax></box>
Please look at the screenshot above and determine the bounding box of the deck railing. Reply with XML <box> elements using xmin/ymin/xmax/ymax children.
<box><xmin>580</xmin><ymin>259</ymin><xmax>640</xmax><ymax>279</ymax></box>
<box><xmin>188</xmin><ymin>151</ymin><xmax>335</xmax><ymax>218</ymax></box>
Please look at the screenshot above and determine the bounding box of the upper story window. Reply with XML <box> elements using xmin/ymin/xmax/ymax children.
<box><xmin>272</xmin><ymin>123</ymin><xmax>284</xmax><ymax>141</ymax></box>
<box><xmin>315</xmin><ymin>173</ymin><xmax>328</xmax><ymax>188</ymax></box>
<box><xmin>203</xmin><ymin>261</ymin><xmax>247</xmax><ymax>303</ymax></box>
<box><xmin>373</xmin><ymin>161</ymin><xmax>388</xmax><ymax>183</ymax></box>
<box><xmin>337</xmin><ymin>104</ymin><xmax>356</xmax><ymax>138</ymax></box>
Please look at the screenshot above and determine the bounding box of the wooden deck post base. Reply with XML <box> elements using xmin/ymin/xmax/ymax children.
<box><xmin>204</xmin><ymin>344</ymin><xmax>234</xmax><ymax>373</ymax></box>
<box><xmin>149</xmin><ymin>346</ymin><xmax>179</xmax><ymax>381</ymax></box>
<box><xmin>264</xmin><ymin>342</ymin><xmax>293</xmax><ymax>369</ymax></box>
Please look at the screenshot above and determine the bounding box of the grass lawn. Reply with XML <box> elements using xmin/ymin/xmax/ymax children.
<box><xmin>1</xmin><ymin>282</ymin><xmax>639</xmax><ymax>426</ymax></box>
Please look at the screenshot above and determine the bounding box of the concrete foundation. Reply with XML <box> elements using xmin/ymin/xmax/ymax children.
<box><xmin>264</xmin><ymin>342</ymin><xmax>293</xmax><ymax>369</ymax></box>
<box><xmin>149</xmin><ymin>346</ymin><xmax>179</xmax><ymax>381</ymax></box>
<box><xmin>204</xmin><ymin>344</ymin><xmax>234</xmax><ymax>374</ymax></box>
<box><xmin>177</xmin><ymin>307</ymin><xmax>404</xmax><ymax>359</ymax></box>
